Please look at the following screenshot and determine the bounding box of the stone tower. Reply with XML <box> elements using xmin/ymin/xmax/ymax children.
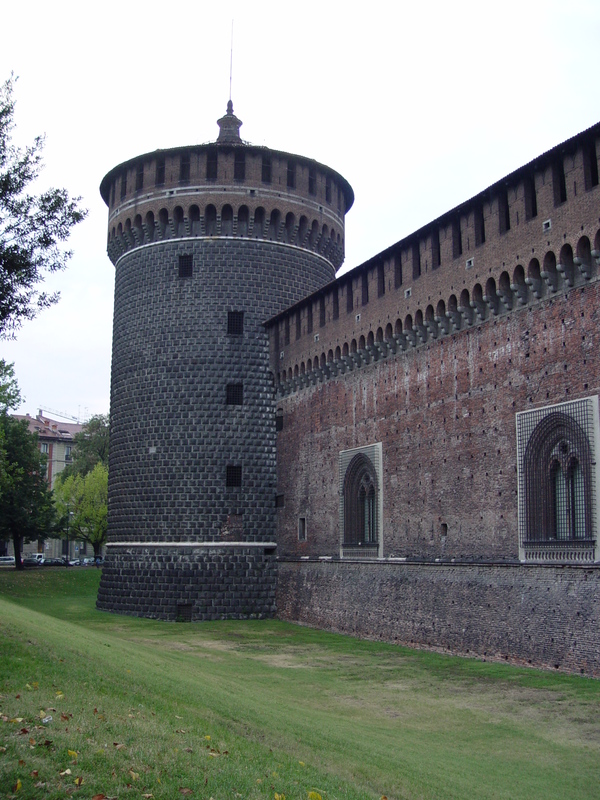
<box><xmin>96</xmin><ymin>104</ymin><xmax>354</xmax><ymax>620</ymax></box>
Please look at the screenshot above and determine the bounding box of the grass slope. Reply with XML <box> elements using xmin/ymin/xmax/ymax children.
<box><xmin>1</xmin><ymin>569</ymin><xmax>599</xmax><ymax>800</ymax></box>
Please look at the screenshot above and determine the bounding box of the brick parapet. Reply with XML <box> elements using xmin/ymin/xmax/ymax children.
<box><xmin>269</xmin><ymin>126</ymin><xmax>600</xmax><ymax>383</ymax></box>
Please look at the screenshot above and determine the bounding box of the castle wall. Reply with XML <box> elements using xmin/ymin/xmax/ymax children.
<box><xmin>277</xmin><ymin>560</ymin><xmax>600</xmax><ymax>676</ymax></box>
<box><xmin>275</xmin><ymin>279</ymin><xmax>600</xmax><ymax>562</ymax></box>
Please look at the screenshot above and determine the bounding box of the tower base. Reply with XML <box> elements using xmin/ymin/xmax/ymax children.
<box><xmin>96</xmin><ymin>543</ymin><xmax>277</xmax><ymax>621</ymax></box>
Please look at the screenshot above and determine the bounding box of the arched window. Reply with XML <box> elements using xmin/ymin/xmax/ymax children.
<box><xmin>517</xmin><ymin>398</ymin><xmax>598</xmax><ymax>562</ymax></box>
<box><xmin>342</xmin><ymin>453</ymin><xmax>379</xmax><ymax>548</ymax></box>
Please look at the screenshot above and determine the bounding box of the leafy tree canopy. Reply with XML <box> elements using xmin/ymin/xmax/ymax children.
<box><xmin>54</xmin><ymin>462</ymin><xmax>108</xmax><ymax>558</ymax></box>
<box><xmin>0</xmin><ymin>412</ymin><xmax>55</xmax><ymax>568</ymax></box>
<box><xmin>0</xmin><ymin>74</ymin><xmax>87</xmax><ymax>338</ymax></box>
<box><xmin>62</xmin><ymin>414</ymin><xmax>109</xmax><ymax>479</ymax></box>
<box><xmin>0</xmin><ymin>358</ymin><xmax>20</xmax><ymax>411</ymax></box>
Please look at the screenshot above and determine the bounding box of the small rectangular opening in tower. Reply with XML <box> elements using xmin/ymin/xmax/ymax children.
<box><xmin>178</xmin><ymin>254</ymin><xmax>193</xmax><ymax>278</ymax></box>
<box><xmin>308</xmin><ymin>166</ymin><xmax>316</xmax><ymax>196</ymax></box>
<box><xmin>180</xmin><ymin>153</ymin><xmax>190</xmax><ymax>183</ymax></box>
<box><xmin>155</xmin><ymin>157</ymin><xmax>165</xmax><ymax>186</ymax></box>
<box><xmin>234</xmin><ymin>150</ymin><xmax>246</xmax><ymax>181</ymax></box>
<box><xmin>227</xmin><ymin>311</ymin><xmax>244</xmax><ymax>335</ymax></box>
<box><xmin>226</xmin><ymin>465</ymin><xmax>242</xmax><ymax>488</ymax></box>
<box><xmin>135</xmin><ymin>162</ymin><xmax>144</xmax><ymax>192</ymax></box>
<box><xmin>262</xmin><ymin>154</ymin><xmax>272</xmax><ymax>183</ymax></box>
<box><xmin>207</xmin><ymin>147</ymin><xmax>218</xmax><ymax>181</ymax></box>
<box><xmin>287</xmin><ymin>160</ymin><xmax>296</xmax><ymax>189</ymax></box>
<box><xmin>226</xmin><ymin>383</ymin><xmax>244</xmax><ymax>405</ymax></box>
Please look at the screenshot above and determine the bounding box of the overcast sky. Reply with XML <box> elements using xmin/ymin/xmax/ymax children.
<box><xmin>1</xmin><ymin>0</ymin><xmax>599</xmax><ymax>421</ymax></box>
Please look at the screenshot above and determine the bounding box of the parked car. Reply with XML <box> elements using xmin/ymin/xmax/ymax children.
<box><xmin>82</xmin><ymin>557</ymin><xmax>95</xmax><ymax>566</ymax></box>
<box><xmin>0</xmin><ymin>556</ymin><xmax>15</xmax><ymax>566</ymax></box>
<box><xmin>42</xmin><ymin>557</ymin><xmax>66</xmax><ymax>567</ymax></box>
<box><xmin>22</xmin><ymin>557</ymin><xmax>42</xmax><ymax>567</ymax></box>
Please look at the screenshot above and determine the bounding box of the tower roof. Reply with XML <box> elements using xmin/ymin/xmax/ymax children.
<box><xmin>216</xmin><ymin>100</ymin><xmax>243</xmax><ymax>144</ymax></box>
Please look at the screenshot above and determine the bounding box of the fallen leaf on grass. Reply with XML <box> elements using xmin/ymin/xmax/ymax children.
<box><xmin>0</xmin><ymin>745</ymin><xmax>6</xmax><ymax>752</ymax></box>
<box><xmin>18</xmin><ymin>759</ymin><xmax>25</xmax><ymax>766</ymax></box>
<box><xmin>308</xmin><ymin>793</ymin><xmax>322</xmax><ymax>800</ymax></box>
<box><xmin>13</xmin><ymin>778</ymin><xmax>22</xmax><ymax>792</ymax></box>
<box><xmin>91</xmin><ymin>795</ymin><xmax>107</xmax><ymax>800</ymax></box>
<box><xmin>29</xmin><ymin>738</ymin><xmax>36</xmax><ymax>746</ymax></box>
<box><xmin>60</xmin><ymin>768</ymin><xmax>72</xmax><ymax>776</ymax></box>
<box><xmin>30</xmin><ymin>770</ymin><xmax>38</xmax><ymax>777</ymax></box>
<box><xmin>142</xmin><ymin>794</ymin><xmax>154</xmax><ymax>798</ymax></box>
<box><xmin>55</xmin><ymin>691</ymin><xmax>64</xmax><ymax>699</ymax></box>
<box><xmin>34</xmin><ymin>782</ymin><xmax>46</xmax><ymax>788</ymax></box>
<box><xmin>179</xmin><ymin>789</ymin><xmax>193</xmax><ymax>796</ymax></box>
<box><xmin>61</xmin><ymin>713</ymin><xmax>72</xmax><ymax>722</ymax></box>
<box><xmin>184</xmin><ymin>747</ymin><xmax>193</xmax><ymax>753</ymax></box>
<box><xmin>68</xmin><ymin>749</ymin><xmax>78</xmax><ymax>758</ymax></box>
<box><xmin>381</xmin><ymin>796</ymin><xmax>388</xmax><ymax>800</ymax></box>
<box><xmin>19</xmin><ymin>728</ymin><xmax>29</xmax><ymax>735</ymax></box>
<box><xmin>129</xmin><ymin>770</ymin><xmax>139</xmax><ymax>781</ymax></box>
<box><xmin>113</xmin><ymin>743</ymin><xmax>126</xmax><ymax>750</ymax></box>
<box><xmin>74</xmin><ymin>776</ymin><xmax>84</xmax><ymax>786</ymax></box>
<box><xmin>275</xmin><ymin>794</ymin><xmax>286</xmax><ymax>800</ymax></box>
<box><xmin>26</xmin><ymin>682</ymin><xmax>39</xmax><ymax>691</ymax></box>
<box><xmin>9</xmin><ymin>717</ymin><xmax>24</xmax><ymax>723</ymax></box>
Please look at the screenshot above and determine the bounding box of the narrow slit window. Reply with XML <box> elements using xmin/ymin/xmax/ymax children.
<box><xmin>262</xmin><ymin>154</ymin><xmax>272</xmax><ymax>183</ymax></box>
<box><xmin>206</xmin><ymin>147</ymin><xmax>218</xmax><ymax>181</ymax></box>
<box><xmin>287</xmin><ymin>160</ymin><xmax>296</xmax><ymax>189</ymax></box>
<box><xmin>524</xmin><ymin>175</ymin><xmax>537</xmax><ymax>219</ymax></box>
<box><xmin>308</xmin><ymin>166</ymin><xmax>316</xmax><ymax>195</ymax></box>
<box><xmin>234</xmin><ymin>150</ymin><xmax>245</xmax><ymax>181</ymax></box>
<box><xmin>135</xmin><ymin>163</ymin><xmax>144</xmax><ymax>192</ymax></box>
<box><xmin>155</xmin><ymin>157</ymin><xmax>165</xmax><ymax>186</ymax></box>
<box><xmin>553</xmin><ymin>159</ymin><xmax>567</xmax><ymax>205</ymax></box>
<box><xmin>179</xmin><ymin>153</ymin><xmax>190</xmax><ymax>183</ymax></box>
<box><xmin>120</xmin><ymin>172</ymin><xmax>127</xmax><ymax>200</ymax></box>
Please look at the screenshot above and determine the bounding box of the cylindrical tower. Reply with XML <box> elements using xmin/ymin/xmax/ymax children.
<box><xmin>96</xmin><ymin>104</ymin><xmax>354</xmax><ymax>620</ymax></box>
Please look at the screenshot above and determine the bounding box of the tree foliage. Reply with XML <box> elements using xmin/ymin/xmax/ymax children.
<box><xmin>0</xmin><ymin>412</ymin><xmax>55</xmax><ymax>568</ymax></box>
<box><xmin>62</xmin><ymin>414</ymin><xmax>109</xmax><ymax>479</ymax></box>
<box><xmin>0</xmin><ymin>74</ymin><xmax>87</xmax><ymax>338</ymax></box>
<box><xmin>0</xmin><ymin>358</ymin><xmax>20</xmax><ymax>411</ymax></box>
<box><xmin>54</xmin><ymin>462</ymin><xmax>108</xmax><ymax>558</ymax></box>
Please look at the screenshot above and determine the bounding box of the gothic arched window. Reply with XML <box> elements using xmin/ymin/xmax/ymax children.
<box><xmin>343</xmin><ymin>453</ymin><xmax>378</xmax><ymax>547</ymax></box>
<box><xmin>517</xmin><ymin>399</ymin><xmax>598</xmax><ymax>563</ymax></box>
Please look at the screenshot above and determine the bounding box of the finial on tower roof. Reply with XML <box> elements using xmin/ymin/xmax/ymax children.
<box><xmin>217</xmin><ymin>101</ymin><xmax>243</xmax><ymax>144</ymax></box>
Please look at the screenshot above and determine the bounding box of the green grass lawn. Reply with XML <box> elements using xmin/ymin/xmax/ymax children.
<box><xmin>1</xmin><ymin>568</ymin><xmax>599</xmax><ymax>800</ymax></box>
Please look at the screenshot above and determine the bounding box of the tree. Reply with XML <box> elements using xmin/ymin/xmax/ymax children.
<box><xmin>0</xmin><ymin>74</ymin><xmax>87</xmax><ymax>338</ymax></box>
<box><xmin>0</xmin><ymin>359</ymin><xmax>21</xmax><ymax>411</ymax></box>
<box><xmin>0</xmin><ymin>413</ymin><xmax>55</xmax><ymax>568</ymax></box>
<box><xmin>54</xmin><ymin>463</ymin><xmax>108</xmax><ymax>558</ymax></box>
<box><xmin>61</xmin><ymin>414</ymin><xmax>109</xmax><ymax>479</ymax></box>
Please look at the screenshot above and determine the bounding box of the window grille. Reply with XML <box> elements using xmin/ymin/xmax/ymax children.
<box><xmin>516</xmin><ymin>396</ymin><xmax>599</xmax><ymax>563</ymax></box>
<box><xmin>226</xmin><ymin>383</ymin><xmax>243</xmax><ymax>405</ymax></box>
<box><xmin>226</xmin><ymin>465</ymin><xmax>242</xmax><ymax>488</ymax></box>
<box><xmin>178</xmin><ymin>254</ymin><xmax>193</xmax><ymax>278</ymax></box>
<box><xmin>227</xmin><ymin>311</ymin><xmax>244</xmax><ymax>335</ymax></box>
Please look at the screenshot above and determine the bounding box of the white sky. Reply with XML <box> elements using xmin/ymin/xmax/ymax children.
<box><xmin>1</xmin><ymin>0</ymin><xmax>599</xmax><ymax>420</ymax></box>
